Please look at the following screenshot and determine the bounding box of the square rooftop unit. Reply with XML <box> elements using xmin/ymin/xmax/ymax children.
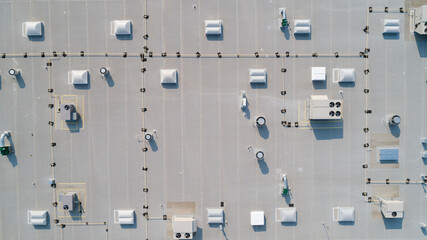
<box><xmin>70</xmin><ymin>70</ymin><xmax>89</xmax><ymax>85</ymax></box>
<box><xmin>112</xmin><ymin>20</ymin><xmax>132</xmax><ymax>35</ymax></box>
<box><xmin>379</xmin><ymin>148</ymin><xmax>399</xmax><ymax>162</ymax></box>
<box><xmin>312</xmin><ymin>67</ymin><xmax>326</xmax><ymax>81</ymax></box>
<box><xmin>275</xmin><ymin>208</ymin><xmax>297</xmax><ymax>223</ymax></box>
<box><xmin>205</xmin><ymin>20</ymin><xmax>223</xmax><ymax>35</ymax></box>
<box><xmin>249</xmin><ymin>69</ymin><xmax>267</xmax><ymax>84</ymax></box>
<box><xmin>383</xmin><ymin>19</ymin><xmax>400</xmax><ymax>34</ymax></box>
<box><xmin>172</xmin><ymin>216</ymin><xmax>197</xmax><ymax>239</ymax></box>
<box><xmin>250</xmin><ymin>211</ymin><xmax>265</xmax><ymax>226</ymax></box>
<box><xmin>333</xmin><ymin>68</ymin><xmax>355</xmax><ymax>83</ymax></box>
<box><xmin>206</xmin><ymin>208</ymin><xmax>224</xmax><ymax>224</ymax></box>
<box><xmin>114</xmin><ymin>210</ymin><xmax>135</xmax><ymax>225</ymax></box>
<box><xmin>27</xmin><ymin>210</ymin><xmax>48</xmax><ymax>226</ymax></box>
<box><xmin>23</xmin><ymin>21</ymin><xmax>43</xmax><ymax>37</ymax></box>
<box><xmin>333</xmin><ymin>207</ymin><xmax>355</xmax><ymax>222</ymax></box>
<box><xmin>160</xmin><ymin>69</ymin><xmax>178</xmax><ymax>84</ymax></box>
<box><xmin>381</xmin><ymin>200</ymin><xmax>404</xmax><ymax>218</ymax></box>
<box><xmin>294</xmin><ymin>19</ymin><xmax>311</xmax><ymax>34</ymax></box>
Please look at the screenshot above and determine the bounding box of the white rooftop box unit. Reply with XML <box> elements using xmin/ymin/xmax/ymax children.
<box><xmin>160</xmin><ymin>69</ymin><xmax>178</xmax><ymax>84</ymax></box>
<box><xmin>250</xmin><ymin>211</ymin><xmax>265</xmax><ymax>226</ymax></box>
<box><xmin>309</xmin><ymin>95</ymin><xmax>343</xmax><ymax>120</ymax></box>
<box><xmin>249</xmin><ymin>69</ymin><xmax>267</xmax><ymax>84</ymax></box>
<box><xmin>23</xmin><ymin>21</ymin><xmax>43</xmax><ymax>37</ymax></box>
<box><xmin>114</xmin><ymin>210</ymin><xmax>135</xmax><ymax>225</ymax></box>
<box><xmin>383</xmin><ymin>19</ymin><xmax>400</xmax><ymax>34</ymax></box>
<box><xmin>112</xmin><ymin>20</ymin><xmax>132</xmax><ymax>35</ymax></box>
<box><xmin>69</xmin><ymin>70</ymin><xmax>89</xmax><ymax>85</ymax></box>
<box><xmin>312</xmin><ymin>67</ymin><xmax>326</xmax><ymax>81</ymax></box>
<box><xmin>172</xmin><ymin>216</ymin><xmax>197</xmax><ymax>239</ymax></box>
<box><xmin>28</xmin><ymin>210</ymin><xmax>48</xmax><ymax>226</ymax></box>
<box><xmin>421</xmin><ymin>137</ymin><xmax>427</xmax><ymax>144</ymax></box>
<box><xmin>421</xmin><ymin>151</ymin><xmax>427</xmax><ymax>159</ymax></box>
<box><xmin>294</xmin><ymin>19</ymin><xmax>311</xmax><ymax>34</ymax></box>
<box><xmin>206</xmin><ymin>208</ymin><xmax>224</xmax><ymax>224</ymax></box>
<box><xmin>333</xmin><ymin>207</ymin><xmax>355</xmax><ymax>222</ymax></box>
<box><xmin>205</xmin><ymin>20</ymin><xmax>222</xmax><ymax>35</ymax></box>
<box><xmin>333</xmin><ymin>68</ymin><xmax>355</xmax><ymax>83</ymax></box>
<box><xmin>275</xmin><ymin>208</ymin><xmax>297</xmax><ymax>223</ymax></box>
<box><xmin>380</xmin><ymin>199</ymin><xmax>404</xmax><ymax>218</ymax></box>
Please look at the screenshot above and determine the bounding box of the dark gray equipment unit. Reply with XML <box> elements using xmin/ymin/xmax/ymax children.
<box><xmin>60</xmin><ymin>104</ymin><xmax>78</xmax><ymax>121</ymax></box>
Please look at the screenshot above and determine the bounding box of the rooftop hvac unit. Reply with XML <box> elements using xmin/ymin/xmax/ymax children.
<box><xmin>332</xmin><ymin>68</ymin><xmax>355</xmax><ymax>83</ymax></box>
<box><xmin>309</xmin><ymin>95</ymin><xmax>343</xmax><ymax>120</ymax></box>
<box><xmin>160</xmin><ymin>69</ymin><xmax>178</xmax><ymax>84</ymax></box>
<box><xmin>293</xmin><ymin>19</ymin><xmax>311</xmax><ymax>34</ymax></box>
<box><xmin>23</xmin><ymin>21</ymin><xmax>43</xmax><ymax>37</ymax></box>
<box><xmin>379</xmin><ymin>198</ymin><xmax>404</xmax><ymax>218</ymax></box>
<box><xmin>206</xmin><ymin>208</ymin><xmax>224</xmax><ymax>224</ymax></box>
<box><xmin>383</xmin><ymin>19</ymin><xmax>400</xmax><ymax>34</ymax></box>
<box><xmin>250</xmin><ymin>211</ymin><xmax>265</xmax><ymax>226</ymax></box>
<box><xmin>333</xmin><ymin>207</ymin><xmax>355</xmax><ymax>222</ymax></box>
<box><xmin>172</xmin><ymin>216</ymin><xmax>197</xmax><ymax>239</ymax></box>
<box><xmin>312</xmin><ymin>67</ymin><xmax>326</xmax><ymax>81</ymax></box>
<box><xmin>413</xmin><ymin>5</ymin><xmax>427</xmax><ymax>35</ymax></box>
<box><xmin>205</xmin><ymin>20</ymin><xmax>223</xmax><ymax>35</ymax></box>
<box><xmin>112</xmin><ymin>20</ymin><xmax>132</xmax><ymax>36</ymax></box>
<box><xmin>60</xmin><ymin>104</ymin><xmax>78</xmax><ymax>121</ymax></box>
<box><xmin>249</xmin><ymin>69</ymin><xmax>267</xmax><ymax>84</ymax></box>
<box><xmin>59</xmin><ymin>192</ymin><xmax>78</xmax><ymax>211</ymax></box>
<box><xmin>114</xmin><ymin>210</ymin><xmax>135</xmax><ymax>225</ymax></box>
<box><xmin>28</xmin><ymin>210</ymin><xmax>48</xmax><ymax>226</ymax></box>
<box><xmin>275</xmin><ymin>208</ymin><xmax>297</xmax><ymax>222</ymax></box>
<box><xmin>69</xmin><ymin>70</ymin><xmax>89</xmax><ymax>85</ymax></box>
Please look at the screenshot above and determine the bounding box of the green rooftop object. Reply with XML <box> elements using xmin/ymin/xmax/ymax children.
<box><xmin>0</xmin><ymin>146</ymin><xmax>10</xmax><ymax>156</ymax></box>
<box><xmin>281</xmin><ymin>19</ymin><xmax>288</xmax><ymax>27</ymax></box>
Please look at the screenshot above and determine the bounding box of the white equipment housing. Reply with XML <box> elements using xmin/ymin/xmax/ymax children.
<box><xmin>309</xmin><ymin>95</ymin><xmax>343</xmax><ymax>120</ymax></box>
<box><xmin>172</xmin><ymin>216</ymin><xmax>197</xmax><ymax>239</ymax></box>
<box><xmin>205</xmin><ymin>20</ymin><xmax>223</xmax><ymax>35</ymax></box>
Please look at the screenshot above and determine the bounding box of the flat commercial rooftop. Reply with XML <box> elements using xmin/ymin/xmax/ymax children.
<box><xmin>0</xmin><ymin>0</ymin><xmax>427</xmax><ymax>239</ymax></box>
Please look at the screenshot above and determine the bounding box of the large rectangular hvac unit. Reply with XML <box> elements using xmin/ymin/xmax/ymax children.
<box><xmin>172</xmin><ymin>216</ymin><xmax>197</xmax><ymax>239</ymax></box>
<box><xmin>309</xmin><ymin>95</ymin><xmax>343</xmax><ymax>120</ymax></box>
<box><xmin>413</xmin><ymin>5</ymin><xmax>427</xmax><ymax>35</ymax></box>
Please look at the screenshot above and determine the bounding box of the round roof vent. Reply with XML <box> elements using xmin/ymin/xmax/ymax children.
<box><xmin>100</xmin><ymin>67</ymin><xmax>108</xmax><ymax>74</ymax></box>
<box><xmin>256</xmin><ymin>116</ymin><xmax>266</xmax><ymax>127</ymax></box>
<box><xmin>145</xmin><ymin>133</ymin><xmax>152</xmax><ymax>141</ymax></box>
<box><xmin>390</xmin><ymin>115</ymin><xmax>401</xmax><ymax>125</ymax></box>
<box><xmin>256</xmin><ymin>151</ymin><xmax>264</xmax><ymax>160</ymax></box>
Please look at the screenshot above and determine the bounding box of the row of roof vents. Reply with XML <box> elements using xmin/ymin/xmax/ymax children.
<box><xmin>160</xmin><ymin>69</ymin><xmax>267</xmax><ymax>85</ymax></box>
<box><xmin>20</xmin><ymin>17</ymin><xmax>405</xmax><ymax>40</ymax></box>
<box><xmin>21</xmin><ymin>20</ymin><xmax>132</xmax><ymax>38</ymax></box>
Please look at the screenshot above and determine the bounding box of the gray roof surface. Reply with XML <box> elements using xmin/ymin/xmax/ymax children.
<box><xmin>0</xmin><ymin>0</ymin><xmax>427</xmax><ymax>239</ymax></box>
